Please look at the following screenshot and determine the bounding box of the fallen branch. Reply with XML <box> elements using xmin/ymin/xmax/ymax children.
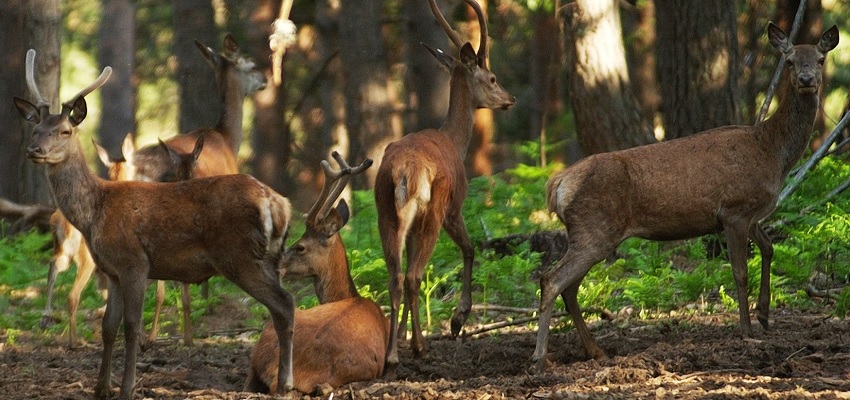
<box><xmin>806</xmin><ymin>283</ymin><xmax>845</xmax><ymax>300</ymax></box>
<box><xmin>0</xmin><ymin>197</ymin><xmax>54</xmax><ymax>235</ymax></box>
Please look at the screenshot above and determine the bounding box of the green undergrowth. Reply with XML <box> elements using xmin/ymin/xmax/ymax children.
<box><xmin>2</xmin><ymin>159</ymin><xmax>849</xmax><ymax>344</ymax></box>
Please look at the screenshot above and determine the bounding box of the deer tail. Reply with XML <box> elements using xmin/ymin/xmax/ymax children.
<box><xmin>392</xmin><ymin>160</ymin><xmax>434</xmax><ymax>212</ymax></box>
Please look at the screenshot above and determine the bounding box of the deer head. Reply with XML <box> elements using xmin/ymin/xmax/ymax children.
<box><xmin>14</xmin><ymin>49</ymin><xmax>112</xmax><ymax>165</ymax></box>
<box><xmin>768</xmin><ymin>22</ymin><xmax>839</xmax><ymax>94</ymax></box>
<box><xmin>424</xmin><ymin>0</ymin><xmax>515</xmax><ymax>110</ymax></box>
<box><xmin>157</xmin><ymin>135</ymin><xmax>205</xmax><ymax>182</ymax></box>
<box><xmin>95</xmin><ymin>133</ymin><xmax>136</xmax><ymax>181</ymax></box>
<box><xmin>196</xmin><ymin>34</ymin><xmax>267</xmax><ymax>97</ymax></box>
<box><xmin>282</xmin><ymin>152</ymin><xmax>372</xmax><ymax>279</ymax></box>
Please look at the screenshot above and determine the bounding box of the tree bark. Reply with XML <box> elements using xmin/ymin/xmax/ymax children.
<box><xmin>622</xmin><ymin>0</ymin><xmax>659</xmax><ymax>128</ymax></box>
<box><xmin>465</xmin><ymin>0</ymin><xmax>494</xmax><ymax>177</ymax></box>
<box><xmin>0</xmin><ymin>0</ymin><xmax>25</xmax><ymax>200</ymax></box>
<box><xmin>21</xmin><ymin>0</ymin><xmax>62</xmax><ymax>206</ymax></box>
<box><xmin>562</xmin><ymin>0</ymin><xmax>653</xmax><ymax>156</ymax></box>
<box><xmin>656</xmin><ymin>0</ymin><xmax>740</xmax><ymax>140</ymax></box>
<box><xmin>172</xmin><ymin>0</ymin><xmax>219</xmax><ymax>133</ymax></box>
<box><xmin>529</xmin><ymin>8</ymin><xmax>563</xmax><ymax>165</ymax></box>
<box><xmin>98</xmin><ymin>0</ymin><xmax>136</xmax><ymax>173</ymax></box>
<box><xmin>339</xmin><ymin>0</ymin><xmax>402</xmax><ymax>188</ymax></box>
<box><xmin>404</xmin><ymin>0</ymin><xmax>451</xmax><ymax>133</ymax></box>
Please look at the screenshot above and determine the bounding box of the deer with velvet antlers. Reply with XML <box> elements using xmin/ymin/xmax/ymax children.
<box><xmin>14</xmin><ymin>49</ymin><xmax>295</xmax><ymax>400</ymax></box>
<box><xmin>245</xmin><ymin>152</ymin><xmax>389</xmax><ymax>394</ymax></box>
<box><xmin>532</xmin><ymin>23</ymin><xmax>839</xmax><ymax>373</ymax></box>
<box><xmin>374</xmin><ymin>0</ymin><xmax>515</xmax><ymax>377</ymax></box>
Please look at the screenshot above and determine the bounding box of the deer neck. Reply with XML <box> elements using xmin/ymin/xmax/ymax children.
<box><xmin>46</xmin><ymin>142</ymin><xmax>102</xmax><ymax>238</ymax></box>
<box><xmin>760</xmin><ymin>76</ymin><xmax>820</xmax><ymax>175</ymax></box>
<box><xmin>312</xmin><ymin>239</ymin><xmax>360</xmax><ymax>304</ymax></box>
<box><xmin>440</xmin><ymin>66</ymin><xmax>476</xmax><ymax>159</ymax></box>
<box><xmin>214</xmin><ymin>71</ymin><xmax>244</xmax><ymax>153</ymax></box>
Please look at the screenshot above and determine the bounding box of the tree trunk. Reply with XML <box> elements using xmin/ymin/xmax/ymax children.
<box><xmin>622</xmin><ymin>0</ymin><xmax>659</xmax><ymax>128</ymax></box>
<box><xmin>98</xmin><ymin>0</ymin><xmax>136</xmax><ymax>174</ymax></box>
<box><xmin>21</xmin><ymin>0</ymin><xmax>61</xmax><ymax>206</ymax></box>
<box><xmin>339</xmin><ymin>0</ymin><xmax>401</xmax><ymax>188</ymax></box>
<box><xmin>738</xmin><ymin>0</ymin><xmax>773</xmax><ymax>125</ymax></box>
<box><xmin>172</xmin><ymin>0</ymin><xmax>219</xmax><ymax>134</ymax></box>
<box><xmin>562</xmin><ymin>0</ymin><xmax>653</xmax><ymax>156</ymax></box>
<box><xmin>245</xmin><ymin>0</ymin><xmax>292</xmax><ymax>195</ymax></box>
<box><xmin>464</xmin><ymin>0</ymin><xmax>493</xmax><ymax>177</ymax></box>
<box><xmin>0</xmin><ymin>0</ymin><xmax>25</xmax><ymax>200</ymax></box>
<box><xmin>656</xmin><ymin>0</ymin><xmax>739</xmax><ymax>140</ymax></box>
<box><xmin>529</xmin><ymin>8</ymin><xmax>563</xmax><ymax>165</ymax></box>
<box><xmin>404</xmin><ymin>0</ymin><xmax>450</xmax><ymax>133</ymax></box>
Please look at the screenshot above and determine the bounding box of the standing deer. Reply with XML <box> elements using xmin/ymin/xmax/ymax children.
<box><xmin>533</xmin><ymin>23</ymin><xmax>839</xmax><ymax>372</ymax></box>
<box><xmin>132</xmin><ymin>33</ymin><xmax>264</xmax><ymax>182</ymax></box>
<box><xmin>245</xmin><ymin>152</ymin><xmax>388</xmax><ymax>394</ymax></box>
<box><xmin>41</xmin><ymin>134</ymin><xmax>206</xmax><ymax>348</ymax></box>
<box><xmin>374</xmin><ymin>0</ymin><xmax>515</xmax><ymax>377</ymax></box>
<box><xmin>14</xmin><ymin>49</ymin><xmax>295</xmax><ymax>399</ymax></box>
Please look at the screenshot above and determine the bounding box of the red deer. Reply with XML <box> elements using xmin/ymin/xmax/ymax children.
<box><xmin>132</xmin><ymin>33</ymin><xmax>264</xmax><ymax>182</ymax></box>
<box><xmin>14</xmin><ymin>49</ymin><xmax>295</xmax><ymax>399</ymax></box>
<box><xmin>41</xmin><ymin>134</ymin><xmax>205</xmax><ymax>348</ymax></box>
<box><xmin>374</xmin><ymin>0</ymin><xmax>515</xmax><ymax>377</ymax></box>
<box><xmin>533</xmin><ymin>23</ymin><xmax>839</xmax><ymax>372</ymax></box>
<box><xmin>245</xmin><ymin>152</ymin><xmax>388</xmax><ymax>394</ymax></box>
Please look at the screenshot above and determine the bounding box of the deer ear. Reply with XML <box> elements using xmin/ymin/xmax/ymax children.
<box><xmin>319</xmin><ymin>199</ymin><xmax>349</xmax><ymax>238</ymax></box>
<box><xmin>422</xmin><ymin>42</ymin><xmax>455</xmax><ymax>71</ymax></box>
<box><xmin>67</xmin><ymin>96</ymin><xmax>87</xmax><ymax>126</ymax></box>
<box><xmin>13</xmin><ymin>97</ymin><xmax>40</xmax><ymax>123</ymax></box>
<box><xmin>192</xmin><ymin>135</ymin><xmax>205</xmax><ymax>161</ymax></box>
<box><xmin>818</xmin><ymin>25</ymin><xmax>839</xmax><ymax>53</ymax></box>
<box><xmin>767</xmin><ymin>22</ymin><xmax>792</xmax><ymax>54</ymax></box>
<box><xmin>94</xmin><ymin>141</ymin><xmax>112</xmax><ymax>168</ymax></box>
<box><xmin>159</xmin><ymin>139</ymin><xmax>181</xmax><ymax>165</ymax></box>
<box><xmin>459</xmin><ymin>42</ymin><xmax>478</xmax><ymax>71</ymax></box>
<box><xmin>195</xmin><ymin>40</ymin><xmax>219</xmax><ymax>66</ymax></box>
<box><xmin>121</xmin><ymin>133</ymin><xmax>135</xmax><ymax>163</ymax></box>
<box><xmin>223</xmin><ymin>34</ymin><xmax>240</xmax><ymax>58</ymax></box>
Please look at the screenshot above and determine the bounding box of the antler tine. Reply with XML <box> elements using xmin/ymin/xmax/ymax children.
<box><xmin>62</xmin><ymin>66</ymin><xmax>113</xmax><ymax>109</ymax></box>
<box><xmin>304</xmin><ymin>159</ymin><xmax>339</xmax><ymax>226</ymax></box>
<box><xmin>464</xmin><ymin>0</ymin><xmax>488</xmax><ymax>67</ymax></box>
<box><xmin>315</xmin><ymin>152</ymin><xmax>373</xmax><ymax>222</ymax></box>
<box><xmin>428</xmin><ymin>0</ymin><xmax>465</xmax><ymax>50</ymax></box>
<box><xmin>25</xmin><ymin>49</ymin><xmax>47</xmax><ymax>107</ymax></box>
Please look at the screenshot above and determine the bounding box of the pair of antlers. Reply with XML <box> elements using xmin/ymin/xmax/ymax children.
<box><xmin>305</xmin><ymin>151</ymin><xmax>372</xmax><ymax>227</ymax></box>
<box><xmin>25</xmin><ymin>49</ymin><xmax>112</xmax><ymax>116</ymax></box>
<box><xmin>428</xmin><ymin>0</ymin><xmax>490</xmax><ymax>68</ymax></box>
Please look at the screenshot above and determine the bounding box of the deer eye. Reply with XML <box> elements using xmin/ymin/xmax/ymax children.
<box><xmin>818</xmin><ymin>57</ymin><xmax>825</xmax><ymax>65</ymax></box>
<box><xmin>292</xmin><ymin>243</ymin><xmax>306</xmax><ymax>254</ymax></box>
<box><xmin>60</xmin><ymin>130</ymin><xmax>71</xmax><ymax>136</ymax></box>
<box><xmin>490</xmin><ymin>76</ymin><xmax>496</xmax><ymax>84</ymax></box>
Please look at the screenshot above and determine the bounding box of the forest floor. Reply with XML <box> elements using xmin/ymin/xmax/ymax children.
<box><xmin>1</xmin><ymin>299</ymin><xmax>849</xmax><ymax>400</ymax></box>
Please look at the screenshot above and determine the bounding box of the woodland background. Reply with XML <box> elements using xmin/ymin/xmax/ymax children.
<box><xmin>1</xmin><ymin>0</ymin><xmax>849</xmax><ymax>212</ymax></box>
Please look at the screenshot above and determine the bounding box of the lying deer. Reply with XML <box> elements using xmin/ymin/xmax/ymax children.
<box><xmin>14</xmin><ymin>49</ymin><xmax>295</xmax><ymax>400</ymax></box>
<box><xmin>132</xmin><ymin>34</ymin><xmax>264</xmax><ymax>181</ymax></box>
<box><xmin>533</xmin><ymin>22</ymin><xmax>839</xmax><ymax>372</ymax></box>
<box><xmin>374</xmin><ymin>0</ymin><xmax>515</xmax><ymax>377</ymax></box>
<box><xmin>41</xmin><ymin>134</ymin><xmax>205</xmax><ymax>348</ymax></box>
<box><xmin>245</xmin><ymin>152</ymin><xmax>388</xmax><ymax>394</ymax></box>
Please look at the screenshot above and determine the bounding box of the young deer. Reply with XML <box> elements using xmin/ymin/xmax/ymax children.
<box><xmin>132</xmin><ymin>34</ymin><xmax>265</xmax><ymax>182</ymax></box>
<box><xmin>245</xmin><ymin>152</ymin><xmax>388</xmax><ymax>394</ymax></box>
<box><xmin>533</xmin><ymin>23</ymin><xmax>839</xmax><ymax>373</ymax></box>
<box><xmin>14</xmin><ymin>49</ymin><xmax>295</xmax><ymax>400</ymax></box>
<box><xmin>374</xmin><ymin>0</ymin><xmax>515</xmax><ymax>377</ymax></box>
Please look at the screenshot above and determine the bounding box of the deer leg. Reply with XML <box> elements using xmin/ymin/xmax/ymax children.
<box><xmin>442</xmin><ymin>212</ymin><xmax>475</xmax><ymax>337</ymax></box>
<box><xmin>724</xmin><ymin>221</ymin><xmax>753</xmax><ymax>338</ymax></box>
<box><xmin>181</xmin><ymin>283</ymin><xmax>193</xmax><ymax>346</ymax></box>
<box><xmin>94</xmin><ymin>277</ymin><xmax>123</xmax><ymax>400</ymax></box>
<box><xmin>146</xmin><ymin>280</ymin><xmax>166</xmax><ymax>347</ymax></box>
<box><xmin>405</xmin><ymin>222</ymin><xmax>441</xmax><ymax>359</ymax></box>
<box><xmin>379</xmin><ymin>217</ymin><xmax>404</xmax><ymax>379</ymax></box>
<box><xmin>117</xmin><ymin>273</ymin><xmax>148</xmax><ymax>400</ymax></box>
<box><xmin>225</xmin><ymin>267</ymin><xmax>295</xmax><ymax>394</ymax></box>
<box><xmin>66</xmin><ymin>248</ymin><xmax>96</xmax><ymax>349</ymax></box>
<box><xmin>532</xmin><ymin>239</ymin><xmax>612</xmax><ymax>373</ymax></box>
<box><xmin>40</xmin><ymin>253</ymin><xmax>66</xmax><ymax>330</ymax></box>
<box><xmin>749</xmin><ymin>224</ymin><xmax>773</xmax><ymax>330</ymax></box>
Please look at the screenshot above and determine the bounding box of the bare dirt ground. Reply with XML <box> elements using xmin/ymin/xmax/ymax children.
<box><xmin>1</xmin><ymin>304</ymin><xmax>849</xmax><ymax>400</ymax></box>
